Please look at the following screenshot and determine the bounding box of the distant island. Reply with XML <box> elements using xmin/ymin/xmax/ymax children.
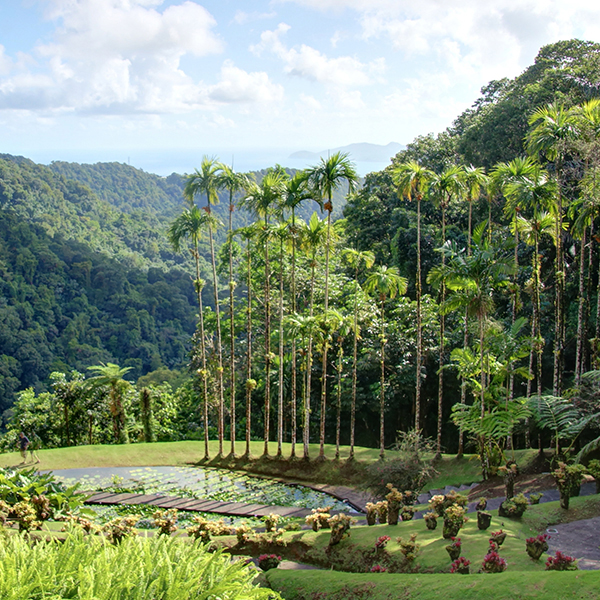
<box><xmin>289</xmin><ymin>142</ymin><xmax>404</xmax><ymax>163</ymax></box>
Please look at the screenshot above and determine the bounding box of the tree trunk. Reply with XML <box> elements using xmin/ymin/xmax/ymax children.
<box><xmin>380</xmin><ymin>297</ymin><xmax>386</xmax><ymax>459</ymax></box>
<box><xmin>415</xmin><ymin>195</ymin><xmax>422</xmax><ymax>431</ymax></box>
<box><xmin>277</xmin><ymin>237</ymin><xmax>285</xmax><ymax>458</ymax></box>
<box><xmin>436</xmin><ymin>201</ymin><xmax>446</xmax><ymax>458</ymax></box>
<box><xmin>350</xmin><ymin>274</ymin><xmax>359</xmax><ymax>460</ymax></box>
<box><xmin>228</xmin><ymin>192</ymin><xmax>236</xmax><ymax>456</ymax></box>
<box><xmin>263</xmin><ymin>223</ymin><xmax>271</xmax><ymax>457</ymax></box>
<box><xmin>290</xmin><ymin>211</ymin><xmax>298</xmax><ymax>458</ymax></box>
<box><xmin>575</xmin><ymin>229</ymin><xmax>587</xmax><ymax>386</ymax></box>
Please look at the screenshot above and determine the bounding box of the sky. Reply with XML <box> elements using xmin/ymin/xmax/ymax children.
<box><xmin>1</xmin><ymin>0</ymin><xmax>600</xmax><ymax>176</ymax></box>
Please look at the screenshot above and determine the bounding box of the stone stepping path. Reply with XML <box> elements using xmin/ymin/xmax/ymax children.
<box><xmin>85</xmin><ymin>491</ymin><xmax>316</xmax><ymax>519</ymax></box>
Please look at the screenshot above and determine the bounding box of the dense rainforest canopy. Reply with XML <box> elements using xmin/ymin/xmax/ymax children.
<box><xmin>2</xmin><ymin>39</ymin><xmax>600</xmax><ymax>466</ymax></box>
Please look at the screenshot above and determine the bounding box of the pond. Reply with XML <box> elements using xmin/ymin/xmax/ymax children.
<box><xmin>50</xmin><ymin>466</ymin><xmax>357</xmax><ymax>513</ymax></box>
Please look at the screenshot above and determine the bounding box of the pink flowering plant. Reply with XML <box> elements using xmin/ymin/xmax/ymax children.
<box><xmin>525</xmin><ymin>534</ymin><xmax>549</xmax><ymax>561</ymax></box>
<box><xmin>445</xmin><ymin>536</ymin><xmax>462</xmax><ymax>561</ymax></box>
<box><xmin>370</xmin><ymin>564</ymin><xmax>387</xmax><ymax>573</ymax></box>
<box><xmin>257</xmin><ymin>554</ymin><xmax>282</xmax><ymax>571</ymax></box>
<box><xmin>481</xmin><ymin>550</ymin><xmax>507</xmax><ymax>573</ymax></box>
<box><xmin>374</xmin><ymin>535</ymin><xmax>391</xmax><ymax>551</ymax></box>
<box><xmin>545</xmin><ymin>551</ymin><xmax>578</xmax><ymax>571</ymax></box>
<box><xmin>490</xmin><ymin>529</ymin><xmax>507</xmax><ymax>546</ymax></box>
<box><xmin>450</xmin><ymin>556</ymin><xmax>471</xmax><ymax>574</ymax></box>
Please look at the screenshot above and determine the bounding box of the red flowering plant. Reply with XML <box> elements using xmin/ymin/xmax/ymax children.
<box><xmin>257</xmin><ymin>554</ymin><xmax>282</xmax><ymax>571</ymax></box>
<box><xmin>490</xmin><ymin>529</ymin><xmax>507</xmax><ymax>546</ymax></box>
<box><xmin>445</xmin><ymin>536</ymin><xmax>462</xmax><ymax>561</ymax></box>
<box><xmin>370</xmin><ymin>564</ymin><xmax>387</xmax><ymax>573</ymax></box>
<box><xmin>450</xmin><ymin>556</ymin><xmax>471</xmax><ymax>574</ymax></box>
<box><xmin>545</xmin><ymin>551</ymin><xmax>578</xmax><ymax>571</ymax></box>
<box><xmin>481</xmin><ymin>550</ymin><xmax>507</xmax><ymax>573</ymax></box>
<box><xmin>374</xmin><ymin>535</ymin><xmax>391</xmax><ymax>551</ymax></box>
<box><xmin>525</xmin><ymin>534</ymin><xmax>549</xmax><ymax>561</ymax></box>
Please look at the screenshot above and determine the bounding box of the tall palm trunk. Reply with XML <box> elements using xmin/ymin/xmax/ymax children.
<box><xmin>244</xmin><ymin>237</ymin><xmax>253</xmax><ymax>458</ymax></box>
<box><xmin>228</xmin><ymin>192</ymin><xmax>236</xmax><ymax>456</ymax></box>
<box><xmin>415</xmin><ymin>194</ymin><xmax>423</xmax><ymax>431</ymax></box>
<box><xmin>304</xmin><ymin>262</ymin><xmax>316</xmax><ymax>460</ymax></box>
<box><xmin>350</xmin><ymin>276</ymin><xmax>360</xmax><ymax>460</ymax></box>
<box><xmin>335</xmin><ymin>341</ymin><xmax>343</xmax><ymax>460</ymax></box>
<box><xmin>436</xmin><ymin>202</ymin><xmax>446</xmax><ymax>458</ymax></box>
<box><xmin>290</xmin><ymin>211</ymin><xmax>298</xmax><ymax>458</ymax></box>
<box><xmin>277</xmin><ymin>235</ymin><xmax>285</xmax><ymax>458</ymax></box>
<box><xmin>553</xmin><ymin>177</ymin><xmax>565</xmax><ymax>396</ymax></box>
<box><xmin>193</xmin><ymin>247</ymin><xmax>210</xmax><ymax>460</ymax></box>
<box><xmin>206</xmin><ymin>207</ymin><xmax>225</xmax><ymax>456</ymax></box>
<box><xmin>379</xmin><ymin>296</ymin><xmax>387</xmax><ymax>459</ymax></box>
<box><xmin>263</xmin><ymin>222</ymin><xmax>272</xmax><ymax>456</ymax></box>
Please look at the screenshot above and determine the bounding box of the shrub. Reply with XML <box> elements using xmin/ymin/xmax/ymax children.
<box><xmin>442</xmin><ymin>491</ymin><xmax>468</xmax><ymax>511</ymax></box>
<box><xmin>328</xmin><ymin>514</ymin><xmax>354</xmax><ymax>546</ymax></box>
<box><xmin>424</xmin><ymin>511</ymin><xmax>437</xmax><ymax>530</ymax></box>
<box><xmin>442</xmin><ymin>504</ymin><xmax>468</xmax><ymax>539</ymax></box>
<box><xmin>102</xmin><ymin>516</ymin><xmax>139</xmax><ymax>544</ymax></box>
<box><xmin>8</xmin><ymin>501</ymin><xmax>40</xmax><ymax>532</ymax></box>
<box><xmin>187</xmin><ymin>516</ymin><xmax>214</xmax><ymax>543</ymax></box>
<box><xmin>481</xmin><ymin>550</ymin><xmax>507</xmax><ymax>573</ymax></box>
<box><xmin>445</xmin><ymin>536</ymin><xmax>462</xmax><ymax>561</ymax></box>
<box><xmin>376</xmin><ymin>501</ymin><xmax>388</xmax><ymax>524</ymax></box>
<box><xmin>553</xmin><ymin>463</ymin><xmax>588</xmax><ymax>509</ymax></box>
<box><xmin>263</xmin><ymin>513</ymin><xmax>282</xmax><ymax>533</ymax></box>
<box><xmin>428</xmin><ymin>494</ymin><xmax>445</xmax><ymax>516</ymax></box>
<box><xmin>490</xmin><ymin>530</ymin><xmax>507</xmax><ymax>547</ymax></box>
<box><xmin>401</xmin><ymin>506</ymin><xmax>416</xmax><ymax>522</ymax></box>
<box><xmin>152</xmin><ymin>509</ymin><xmax>178</xmax><ymax>536</ymax></box>
<box><xmin>545</xmin><ymin>551</ymin><xmax>578</xmax><ymax>571</ymax></box>
<box><xmin>365</xmin><ymin>502</ymin><xmax>377</xmax><ymax>526</ymax></box>
<box><xmin>499</xmin><ymin>492</ymin><xmax>528</xmax><ymax>518</ymax></box>
<box><xmin>528</xmin><ymin>492</ymin><xmax>543</xmax><ymax>505</ymax></box>
<box><xmin>257</xmin><ymin>554</ymin><xmax>282</xmax><ymax>571</ymax></box>
<box><xmin>305</xmin><ymin>507</ymin><xmax>331</xmax><ymax>532</ymax></box>
<box><xmin>236</xmin><ymin>524</ymin><xmax>253</xmax><ymax>545</ymax></box>
<box><xmin>525</xmin><ymin>534</ymin><xmax>549</xmax><ymax>561</ymax></box>
<box><xmin>450</xmin><ymin>556</ymin><xmax>470</xmax><ymax>574</ymax></box>
<box><xmin>396</xmin><ymin>533</ymin><xmax>420</xmax><ymax>563</ymax></box>
<box><xmin>475</xmin><ymin>497</ymin><xmax>487</xmax><ymax>511</ymax></box>
<box><xmin>364</xmin><ymin>430</ymin><xmax>436</xmax><ymax>497</ymax></box>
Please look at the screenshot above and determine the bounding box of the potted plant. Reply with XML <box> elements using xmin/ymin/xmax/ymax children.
<box><xmin>525</xmin><ymin>534</ymin><xmax>549</xmax><ymax>561</ymax></box>
<box><xmin>385</xmin><ymin>484</ymin><xmax>403</xmax><ymax>525</ymax></box>
<box><xmin>443</xmin><ymin>504</ymin><xmax>468</xmax><ymax>539</ymax></box>
<box><xmin>258</xmin><ymin>554</ymin><xmax>282</xmax><ymax>571</ymax></box>
<box><xmin>450</xmin><ymin>556</ymin><xmax>471</xmax><ymax>574</ymax></box>
<box><xmin>445</xmin><ymin>536</ymin><xmax>462</xmax><ymax>561</ymax></box>
<box><xmin>424</xmin><ymin>511</ymin><xmax>438</xmax><ymax>530</ymax></box>
<box><xmin>477</xmin><ymin>510</ymin><xmax>492</xmax><ymax>530</ymax></box>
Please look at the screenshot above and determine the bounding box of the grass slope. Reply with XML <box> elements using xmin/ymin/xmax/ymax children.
<box><xmin>265</xmin><ymin>569</ymin><xmax>600</xmax><ymax>600</ymax></box>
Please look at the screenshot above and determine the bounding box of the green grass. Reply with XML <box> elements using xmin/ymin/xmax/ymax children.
<box><xmin>521</xmin><ymin>494</ymin><xmax>600</xmax><ymax>532</ymax></box>
<box><xmin>0</xmin><ymin>441</ymin><xmax>488</xmax><ymax>490</ymax></box>
<box><xmin>265</xmin><ymin>569</ymin><xmax>600</xmax><ymax>600</ymax></box>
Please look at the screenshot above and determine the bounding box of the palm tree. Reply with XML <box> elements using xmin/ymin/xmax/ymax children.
<box><xmin>392</xmin><ymin>161</ymin><xmax>434</xmax><ymax>432</ymax></box>
<box><xmin>457</xmin><ymin>164</ymin><xmax>487</xmax><ymax>455</ymax></box>
<box><xmin>527</xmin><ymin>104</ymin><xmax>580</xmax><ymax>395</ymax></box>
<box><xmin>342</xmin><ymin>248</ymin><xmax>375</xmax><ymax>460</ymax></box>
<box><xmin>307</xmin><ymin>154</ymin><xmax>358</xmax><ymax>449</ymax></box>
<box><xmin>236</xmin><ymin>224</ymin><xmax>260</xmax><ymax>458</ymax></box>
<box><xmin>87</xmin><ymin>363</ymin><xmax>132</xmax><ymax>444</ymax></box>
<box><xmin>184</xmin><ymin>157</ymin><xmax>226</xmax><ymax>456</ymax></box>
<box><xmin>282</xmin><ymin>172</ymin><xmax>313</xmax><ymax>457</ymax></box>
<box><xmin>433</xmin><ymin>225</ymin><xmax>514</xmax><ymax>422</ymax></box>
<box><xmin>298</xmin><ymin>212</ymin><xmax>328</xmax><ymax>459</ymax></box>
<box><xmin>217</xmin><ymin>164</ymin><xmax>247</xmax><ymax>457</ymax></box>
<box><xmin>428</xmin><ymin>165</ymin><xmax>464</xmax><ymax>457</ymax></box>
<box><xmin>365</xmin><ymin>265</ymin><xmax>408</xmax><ymax>459</ymax></box>
<box><xmin>168</xmin><ymin>205</ymin><xmax>211</xmax><ymax>458</ymax></box>
<box><xmin>242</xmin><ymin>171</ymin><xmax>287</xmax><ymax>456</ymax></box>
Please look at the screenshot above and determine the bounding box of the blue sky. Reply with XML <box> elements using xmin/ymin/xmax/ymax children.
<box><xmin>1</xmin><ymin>0</ymin><xmax>600</xmax><ymax>175</ymax></box>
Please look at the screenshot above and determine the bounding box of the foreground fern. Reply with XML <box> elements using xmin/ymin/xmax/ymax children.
<box><xmin>0</xmin><ymin>530</ymin><xmax>279</xmax><ymax>600</ymax></box>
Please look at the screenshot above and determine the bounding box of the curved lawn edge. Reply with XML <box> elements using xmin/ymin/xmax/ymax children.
<box><xmin>265</xmin><ymin>568</ymin><xmax>600</xmax><ymax>600</ymax></box>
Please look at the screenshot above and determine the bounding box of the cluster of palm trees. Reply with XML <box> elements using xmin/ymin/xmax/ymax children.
<box><xmin>169</xmin><ymin>99</ymin><xmax>600</xmax><ymax>462</ymax></box>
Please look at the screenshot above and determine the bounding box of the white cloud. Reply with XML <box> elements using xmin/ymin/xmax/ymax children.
<box><xmin>0</xmin><ymin>46</ymin><xmax>13</xmax><ymax>77</ymax></box>
<box><xmin>208</xmin><ymin>60</ymin><xmax>284</xmax><ymax>104</ymax></box>
<box><xmin>0</xmin><ymin>0</ymin><xmax>225</xmax><ymax>114</ymax></box>
<box><xmin>252</xmin><ymin>23</ymin><xmax>386</xmax><ymax>88</ymax></box>
<box><xmin>233</xmin><ymin>10</ymin><xmax>276</xmax><ymax>25</ymax></box>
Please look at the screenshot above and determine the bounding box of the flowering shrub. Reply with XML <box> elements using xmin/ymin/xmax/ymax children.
<box><xmin>481</xmin><ymin>550</ymin><xmax>507</xmax><ymax>573</ymax></box>
<box><xmin>258</xmin><ymin>554</ymin><xmax>282</xmax><ymax>571</ymax></box>
<box><xmin>490</xmin><ymin>530</ymin><xmax>507</xmax><ymax>547</ymax></box>
<box><xmin>376</xmin><ymin>501</ymin><xmax>388</xmax><ymax>524</ymax></box>
<box><xmin>442</xmin><ymin>491</ymin><xmax>468</xmax><ymax>510</ymax></box>
<box><xmin>445</xmin><ymin>537</ymin><xmax>462</xmax><ymax>561</ymax></box>
<box><xmin>264</xmin><ymin>513</ymin><xmax>282</xmax><ymax>533</ymax></box>
<box><xmin>428</xmin><ymin>494</ymin><xmax>445</xmax><ymax>516</ymax></box>
<box><xmin>401</xmin><ymin>506</ymin><xmax>417</xmax><ymax>521</ymax></box>
<box><xmin>450</xmin><ymin>556</ymin><xmax>470</xmax><ymax>574</ymax></box>
<box><xmin>152</xmin><ymin>509</ymin><xmax>178</xmax><ymax>536</ymax></box>
<box><xmin>102</xmin><ymin>516</ymin><xmax>139</xmax><ymax>545</ymax></box>
<box><xmin>8</xmin><ymin>501</ymin><xmax>40</xmax><ymax>532</ymax></box>
<box><xmin>374</xmin><ymin>535</ymin><xmax>391</xmax><ymax>550</ymax></box>
<box><xmin>424</xmin><ymin>511</ymin><xmax>438</xmax><ymax>530</ymax></box>
<box><xmin>365</xmin><ymin>502</ymin><xmax>378</xmax><ymax>526</ymax></box>
<box><xmin>236</xmin><ymin>524</ymin><xmax>253</xmax><ymax>545</ymax></box>
<box><xmin>370</xmin><ymin>564</ymin><xmax>387</xmax><ymax>572</ymax></box>
<box><xmin>328</xmin><ymin>513</ymin><xmax>354</xmax><ymax>546</ymax></box>
<box><xmin>525</xmin><ymin>534</ymin><xmax>549</xmax><ymax>561</ymax></box>
<box><xmin>545</xmin><ymin>550</ymin><xmax>578</xmax><ymax>571</ymax></box>
<box><xmin>443</xmin><ymin>504</ymin><xmax>468</xmax><ymax>539</ymax></box>
<box><xmin>396</xmin><ymin>533</ymin><xmax>420</xmax><ymax>562</ymax></box>
<box><xmin>499</xmin><ymin>493</ymin><xmax>528</xmax><ymax>518</ymax></box>
<box><xmin>553</xmin><ymin>463</ymin><xmax>588</xmax><ymax>510</ymax></box>
<box><xmin>528</xmin><ymin>492</ymin><xmax>543</xmax><ymax>505</ymax></box>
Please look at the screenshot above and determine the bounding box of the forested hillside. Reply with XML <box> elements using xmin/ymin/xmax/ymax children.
<box><xmin>2</xmin><ymin>40</ymin><xmax>600</xmax><ymax>461</ymax></box>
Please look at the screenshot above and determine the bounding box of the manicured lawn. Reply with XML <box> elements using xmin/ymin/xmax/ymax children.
<box><xmin>265</xmin><ymin>569</ymin><xmax>600</xmax><ymax>600</ymax></box>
